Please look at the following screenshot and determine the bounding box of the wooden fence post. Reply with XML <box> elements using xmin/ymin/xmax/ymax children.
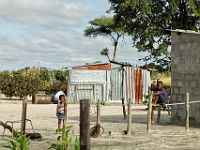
<box><xmin>157</xmin><ymin>105</ymin><xmax>161</xmax><ymax>123</ymax></box>
<box><xmin>97</xmin><ymin>100</ymin><xmax>101</xmax><ymax>126</ymax></box>
<box><xmin>147</xmin><ymin>94</ymin><xmax>152</xmax><ymax>132</ymax></box>
<box><xmin>21</xmin><ymin>97</ymin><xmax>27</xmax><ymax>133</ymax></box>
<box><xmin>127</xmin><ymin>98</ymin><xmax>132</xmax><ymax>134</ymax></box>
<box><xmin>62</xmin><ymin>96</ymin><xmax>68</xmax><ymax>142</ymax></box>
<box><xmin>64</xmin><ymin>97</ymin><xmax>68</xmax><ymax>126</ymax></box>
<box><xmin>93</xmin><ymin>85</ymin><xmax>96</xmax><ymax>103</ymax></box>
<box><xmin>80</xmin><ymin>99</ymin><xmax>90</xmax><ymax>150</ymax></box>
<box><xmin>185</xmin><ymin>93</ymin><xmax>189</xmax><ymax>132</ymax></box>
<box><xmin>122</xmin><ymin>98</ymin><xmax>127</xmax><ymax>119</ymax></box>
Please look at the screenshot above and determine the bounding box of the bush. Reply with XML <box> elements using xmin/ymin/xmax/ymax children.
<box><xmin>49</xmin><ymin>125</ymin><xmax>80</xmax><ymax>150</ymax></box>
<box><xmin>0</xmin><ymin>132</ymin><xmax>30</xmax><ymax>150</ymax></box>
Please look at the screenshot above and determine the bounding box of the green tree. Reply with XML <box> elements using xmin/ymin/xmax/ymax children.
<box><xmin>39</xmin><ymin>69</ymin><xmax>50</xmax><ymax>82</ymax></box>
<box><xmin>0</xmin><ymin>71</ymin><xmax>42</xmax><ymax>99</ymax></box>
<box><xmin>46</xmin><ymin>81</ymin><xmax>67</xmax><ymax>95</ymax></box>
<box><xmin>55</xmin><ymin>70</ymin><xmax>67</xmax><ymax>82</ymax></box>
<box><xmin>84</xmin><ymin>16</ymin><xmax>125</xmax><ymax>61</ymax></box>
<box><xmin>39</xmin><ymin>69</ymin><xmax>51</xmax><ymax>91</ymax></box>
<box><xmin>0</xmin><ymin>74</ymin><xmax>15</xmax><ymax>98</ymax></box>
<box><xmin>44</xmin><ymin>70</ymin><xmax>68</xmax><ymax>94</ymax></box>
<box><xmin>108</xmin><ymin>0</ymin><xmax>200</xmax><ymax>68</ymax></box>
<box><xmin>13</xmin><ymin>73</ymin><xmax>42</xmax><ymax>99</ymax></box>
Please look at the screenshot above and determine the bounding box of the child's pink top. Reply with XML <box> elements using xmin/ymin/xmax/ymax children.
<box><xmin>57</xmin><ymin>102</ymin><xmax>64</xmax><ymax>114</ymax></box>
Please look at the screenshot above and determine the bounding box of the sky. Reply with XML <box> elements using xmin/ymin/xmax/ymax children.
<box><xmin>0</xmin><ymin>0</ymin><xmax>147</xmax><ymax>71</ymax></box>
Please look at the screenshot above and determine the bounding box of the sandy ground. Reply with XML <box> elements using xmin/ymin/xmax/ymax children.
<box><xmin>0</xmin><ymin>101</ymin><xmax>200</xmax><ymax>150</ymax></box>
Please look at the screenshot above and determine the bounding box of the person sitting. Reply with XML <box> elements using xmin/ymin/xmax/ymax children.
<box><xmin>151</xmin><ymin>80</ymin><xmax>168</xmax><ymax>123</ymax></box>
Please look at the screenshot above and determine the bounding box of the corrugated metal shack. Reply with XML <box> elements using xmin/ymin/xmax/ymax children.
<box><xmin>67</xmin><ymin>63</ymin><xmax>151</xmax><ymax>104</ymax></box>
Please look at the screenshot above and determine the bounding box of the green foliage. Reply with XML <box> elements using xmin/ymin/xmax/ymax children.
<box><xmin>46</xmin><ymin>81</ymin><xmax>67</xmax><ymax>95</ymax></box>
<box><xmin>0</xmin><ymin>71</ymin><xmax>42</xmax><ymax>99</ymax></box>
<box><xmin>107</xmin><ymin>0</ymin><xmax>200</xmax><ymax>68</ymax></box>
<box><xmin>54</xmin><ymin>70</ymin><xmax>67</xmax><ymax>82</ymax></box>
<box><xmin>0</xmin><ymin>68</ymin><xmax>68</xmax><ymax>98</ymax></box>
<box><xmin>0</xmin><ymin>72</ymin><xmax>15</xmax><ymax>97</ymax></box>
<box><xmin>39</xmin><ymin>69</ymin><xmax>51</xmax><ymax>82</ymax></box>
<box><xmin>84</xmin><ymin>16</ymin><xmax>123</xmax><ymax>38</ymax></box>
<box><xmin>148</xmin><ymin>62</ymin><xmax>170</xmax><ymax>73</ymax></box>
<box><xmin>1</xmin><ymin>132</ymin><xmax>30</xmax><ymax>150</ymax></box>
<box><xmin>84</xmin><ymin>16</ymin><xmax>125</xmax><ymax>61</ymax></box>
<box><xmin>100</xmin><ymin>48</ymin><xmax>111</xmax><ymax>61</ymax></box>
<box><xmin>49</xmin><ymin>125</ymin><xmax>80</xmax><ymax>150</ymax></box>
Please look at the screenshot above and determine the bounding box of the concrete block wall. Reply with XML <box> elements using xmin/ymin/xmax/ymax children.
<box><xmin>171</xmin><ymin>31</ymin><xmax>200</xmax><ymax>124</ymax></box>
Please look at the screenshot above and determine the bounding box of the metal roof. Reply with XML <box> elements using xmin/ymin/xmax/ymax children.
<box><xmin>170</xmin><ymin>29</ymin><xmax>200</xmax><ymax>35</ymax></box>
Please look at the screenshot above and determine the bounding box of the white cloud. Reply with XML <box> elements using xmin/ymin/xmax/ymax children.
<box><xmin>0</xmin><ymin>0</ymin><xmax>147</xmax><ymax>70</ymax></box>
<box><xmin>0</xmin><ymin>0</ymin><xmax>85</xmax><ymax>26</ymax></box>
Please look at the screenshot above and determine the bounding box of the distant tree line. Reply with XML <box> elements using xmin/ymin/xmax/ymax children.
<box><xmin>0</xmin><ymin>68</ymin><xmax>68</xmax><ymax>99</ymax></box>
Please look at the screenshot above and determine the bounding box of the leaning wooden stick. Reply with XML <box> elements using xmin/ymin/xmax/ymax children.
<box><xmin>147</xmin><ymin>93</ymin><xmax>153</xmax><ymax>132</ymax></box>
<box><xmin>0</xmin><ymin>121</ymin><xmax>42</xmax><ymax>139</ymax></box>
<box><xmin>185</xmin><ymin>93</ymin><xmax>189</xmax><ymax>132</ymax></box>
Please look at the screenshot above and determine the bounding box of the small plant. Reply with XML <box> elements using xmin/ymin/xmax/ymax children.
<box><xmin>49</xmin><ymin>125</ymin><xmax>80</xmax><ymax>150</ymax></box>
<box><xmin>0</xmin><ymin>132</ymin><xmax>30</xmax><ymax>150</ymax></box>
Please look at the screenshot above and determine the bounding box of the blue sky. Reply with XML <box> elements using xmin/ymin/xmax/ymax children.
<box><xmin>0</xmin><ymin>0</ymin><xmax>147</xmax><ymax>70</ymax></box>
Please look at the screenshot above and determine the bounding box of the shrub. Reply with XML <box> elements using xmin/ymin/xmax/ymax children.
<box><xmin>49</xmin><ymin>125</ymin><xmax>80</xmax><ymax>150</ymax></box>
<box><xmin>0</xmin><ymin>132</ymin><xmax>30</xmax><ymax>150</ymax></box>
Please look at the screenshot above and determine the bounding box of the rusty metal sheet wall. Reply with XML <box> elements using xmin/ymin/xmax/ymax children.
<box><xmin>67</xmin><ymin>66</ymin><xmax>149</xmax><ymax>104</ymax></box>
<box><xmin>134</xmin><ymin>68</ymin><xmax>143</xmax><ymax>104</ymax></box>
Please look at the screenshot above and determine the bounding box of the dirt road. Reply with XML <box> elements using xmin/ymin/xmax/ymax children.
<box><xmin>0</xmin><ymin>102</ymin><xmax>200</xmax><ymax>150</ymax></box>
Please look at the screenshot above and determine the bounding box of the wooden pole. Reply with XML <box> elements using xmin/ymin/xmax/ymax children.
<box><xmin>64</xmin><ymin>97</ymin><xmax>68</xmax><ymax>126</ymax></box>
<box><xmin>121</xmin><ymin>67</ymin><xmax>127</xmax><ymax>119</ymax></box>
<box><xmin>97</xmin><ymin>100</ymin><xmax>101</xmax><ymax>126</ymax></box>
<box><xmin>127</xmin><ymin>98</ymin><xmax>132</xmax><ymax>134</ymax></box>
<box><xmin>122</xmin><ymin>98</ymin><xmax>127</xmax><ymax>119</ymax></box>
<box><xmin>101</xmin><ymin>84</ymin><xmax>104</xmax><ymax>104</ymax></box>
<box><xmin>157</xmin><ymin>105</ymin><xmax>161</xmax><ymax>123</ymax></box>
<box><xmin>185</xmin><ymin>93</ymin><xmax>189</xmax><ymax>132</ymax></box>
<box><xmin>75</xmin><ymin>85</ymin><xmax>78</xmax><ymax>103</ymax></box>
<box><xmin>80</xmin><ymin>99</ymin><xmax>90</xmax><ymax>150</ymax></box>
<box><xmin>94</xmin><ymin>100</ymin><xmax>102</xmax><ymax>138</ymax></box>
<box><xmin>93</xmin><ymin>85</ymin><xmax>95</xmax><ymax>103</ymax></box>
<box><xmin>147</xmin><ymin>94</ymin><xmax>152</xmax><ymax>132</ymax></box>
<box><xmin>21</xmin><ymin>97</ymin><xmax>27</xmax><ymax>133</ymax></box>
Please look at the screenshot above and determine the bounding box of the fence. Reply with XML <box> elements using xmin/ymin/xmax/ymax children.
<box><xmin>67</xmin><ymin>65</ymin><xmax>150</xmax><ymax>104</ymax></box>
<box><xmin>147</xmin><ymin>93</ymin><xmax>200</xmax><ymax>132</ymax></box>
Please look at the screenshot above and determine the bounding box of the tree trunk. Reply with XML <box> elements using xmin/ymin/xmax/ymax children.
<box><xmin>112</xmin><ymin>41</ymin><xmax>118</xmax><ymax>61</ymax></box>
<box><xmin>179</xmin><ymin>0</ymin><xmax>187</xmax><ymax>29</ymax></box>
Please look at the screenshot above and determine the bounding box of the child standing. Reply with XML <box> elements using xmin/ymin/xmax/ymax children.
<box><xmin>56</xmin><ymin>95</ymin><xmax>65</xmax><ymax>129</ymax></box>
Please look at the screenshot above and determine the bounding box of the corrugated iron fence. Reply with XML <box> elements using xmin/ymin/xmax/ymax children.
<box><xmin>67</xmin><ymin>66</ymin><xmax>150</xmax><ymax>104</ymax></box>
<box><xmin>67</xmin><ymin>83</ymin><xmax>104</xmax><ymax>103</ymax></box>
<box><xmin>110</xmin><ymin>66</ymin><xmax>135</xmax><ymax>103</ymax></box>
<box><xmin>67</xmin><ymin>69</ymin><xmax>109</xmax><ymax>103</ymax></box>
